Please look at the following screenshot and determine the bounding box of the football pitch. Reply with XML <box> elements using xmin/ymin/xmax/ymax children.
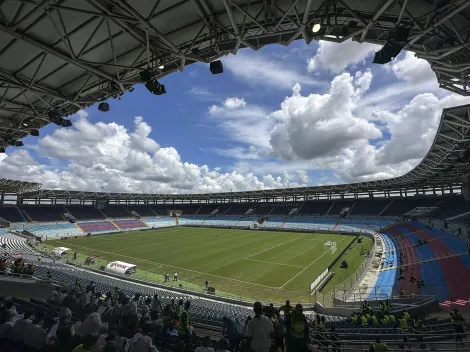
<box><xmin>45</xmin><ymin>227</ymin><xmax>372</xmax><ymax>304</ymax></box>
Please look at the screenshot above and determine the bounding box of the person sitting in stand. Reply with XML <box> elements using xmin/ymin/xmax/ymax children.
<box><xmin>410</xmin><ymin>274</ymin><xmax>416</xmax><ymax>283</ymax></box>
<box><xmin>400</xmin><ymin>288</ymin><xmax>405</xmax><ymax>297</ymax></box>
<box><xmin>417</xmin><ymin>278</ymin><xmax>425</xmax><ymax>288</ymax></box>
<box><xmin>369</xmin><ymin>336</ymin><xmax>388</xmax><ymax>351</ymax></box>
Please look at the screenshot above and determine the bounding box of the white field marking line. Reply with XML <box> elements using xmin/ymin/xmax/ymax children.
<box><xmin>278</xmin><ymin>237</ymin><xmax>347</xmax><ymax>289</ymax></box>
<box><xmin>59</xmin><ymin>242</ymin><xmax>279</xmax><ymax>289</ymax></box>
<box><xmin>244</xmin><ymin>238</ymin><xmax>298</xmax><ymax>260</ymax></box>
<box><xmin>244</xmin><ymin>258</ymin><xmax>305</xmax><ymax>268</ymax></box>
<box><xmin>93</xmin><ymin>229</ymin><xmax>181</xmax><ymax>241</ymax></box>
<box><xmin>297</xmin><ymin>244</ymin><xmax>317</xmax><ymax>256</ymax></box>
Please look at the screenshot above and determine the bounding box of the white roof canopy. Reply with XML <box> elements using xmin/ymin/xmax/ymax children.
<box><xmin>105</xmin><ymin>261</ymin><xmax>136</xmax><ymax>275</ymax></box>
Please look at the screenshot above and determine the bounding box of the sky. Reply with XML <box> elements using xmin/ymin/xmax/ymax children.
<box><xmin>1</xmin><ymin>39</ymin><xmax>470</xmax><ymax>194</ymax></box>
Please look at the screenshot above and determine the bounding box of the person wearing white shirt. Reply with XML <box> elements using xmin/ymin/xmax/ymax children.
<box><xmin>195</xmin><ymin>336</ymin><xmax>215</xmax><ymax>352</ymax></box>
<box><xmin>246</xmin><ymin>302</ymin><xmax>274</xmax><ymax>352</ymax></box>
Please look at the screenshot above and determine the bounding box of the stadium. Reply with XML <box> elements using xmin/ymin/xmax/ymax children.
<box><xmin>0</xmin><ymin>0</ymin><xmax>469</xmax><ymax>351</ymax></box>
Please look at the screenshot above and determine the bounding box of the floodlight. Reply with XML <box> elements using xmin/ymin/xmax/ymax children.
<box><xmin>0</xmin><ymin>147</ymin><xmax>5</xmax><ymax>153</ymax></box>
<box><xmin>158</xmin><ymin>65</ymin><xmax>165</xmax><ymax>70</ymax></box>
<box><xmin>48</xmin><ymin>110</ymin><xmax>73</xmax><ymax>127</ymax></box>
<box><xmin>8</xmin><ymin>140</ymin><xmax>24</xmax><ymax>147</ymax></box>
<box><xmin>22</xmin><ymin>122</ymin><xmax>28</xmax><ymax>127</ymax></box>
<box><xmin>30</xmin><ymin>129</ymin><xmax>39</xmax><ymax>137</ymax></box>
<box><xmin>312</xmin><ymin>23</ymin><xmax>321</xmax><ymax>33</ymax></box>
<box><xmin>128</xmin><ymin>87</ymin><xmax>135</xmax><ymax>92</ymax></box>
<box><xmin>145</xmin><ymin>80</ymin><xmax>166</xmax><ymax>95</ymax></box>
<box><xmin>98</xmin><ymin>102</ymin><xmax>110</xmax><ymax>112</ymax></box>
<box><xmin>140</xmin><ymin>69</ymin><xmax>154</xmax><ymax>83</ymax></box>
<box><xmin>373</xmin><ymin>27</ymin><xmax>410</xmax><ymax>65</ymax></box>
<box><xmin>210</xmin><ymin>60</ymin><xmax>223</xmax><ymax>75</ymax></box>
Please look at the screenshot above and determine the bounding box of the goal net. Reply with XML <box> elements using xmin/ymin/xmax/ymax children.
<box><xmin>168</xmin><ymin>210</ymin><xmax>183</xmax><ymax>217</ymax></box>
<box><xmin>324</xmin><ymin>241</ymin><xmax>337</xmax><ymax>254</ymax></box>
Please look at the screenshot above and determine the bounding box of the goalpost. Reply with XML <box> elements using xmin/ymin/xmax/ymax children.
<box><xmin>324</xmin><ymin>241</ymin><xmax>337</xmax><ymax>254</ymax></box>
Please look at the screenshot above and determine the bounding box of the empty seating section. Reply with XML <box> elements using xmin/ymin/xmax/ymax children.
<box><xmin>77</xmin><ymin>221</ymin><xmax>118</xmax><ymax>233</ymax></box>
<box><xmin>149</xmin><ymin>205</ymin><xmax>172</xmax><ymax>215</ymax></box>
<box><xmin>197</xmin><ymin>204</ymin><xmax>219</xmax><ymax>214</ymax></box>
<box><xmin>338</xmin><ymin>218</ymin><xmax>395</xmax><ymax>231</ymax></box>
<box><xmin>21</xmin><ymin>223</ymin><xmax>83</xmax><ymax>239</ymax></box>
<box><xmin>350</xmin><ymin>199</ymin><xmax>391</xmax><ymax>215</ymax></box>
<box><xmin>66</xmin><ymin>206</ymin><xmax>105</xmax><ymax>220</ymax></box>
<box><xmin>436</xmin><ymin>196</ymin><xmax>469</xmax><ymax>218</ymax></box>
<box><xmin>329</xmin><ymin>200</ymin><xmax>354</xmax><ymax>215</ymax></box>
<box><xmin>368</xmin><ymin>233</ymin><xmax>397</xmax><ymax>300</ymax></box>
<box><xmin>178</xmin><ymin>204</ymin><xmax>202</xmax><ymax>215</ymax></box>
<box><xmin>113</xmin><ymin>219</ymin><xmax>148</xmax><ymax>230</ymax></box>
<box><xmin>21</xmin><ymin>206</ymin><xmax>66</xmax><ymax>222</ymax></box>
<box><xmin>101</xmin><ymin>206</ymin><xmax>131</xmax><ymax>218</ymax></box>
<box><xmin>126</xmin><ymin>206</ymin><xmax>157</xmax><ymax>217</ymax></box>
<box><xmin>212</xmin><ymin>204</ymin><xmax>231</xmax><ymax>215</ymax></box>
<box><xmin>380</xmin><ymin>197</ymin><xmax>437</xmax><ymax>216</ymax></box>
<box><xmin>253</xmin><ymin>204</ymin><xmax>274</xmax><ymax>215</ymax></box>
<box><xmin>0</xmin><ymin>206</ymin><xmax>25</xmax><ymax>222</ymax></box>
<box><xmin>223</xmin><ymin>203</ymin><xmax>251</xmax><ymax>215</ymax></box>
<box><xmin>143</xmin><ymin>217</ymin><xmax>175</xmax><ymax>227</ymax></box>
<box><xmin>453</xmin><ymin>213</ymin><xmax>470</xmax><ymax>225</ymax></box>
<box><xmin>297</xmin><ymin>201</ymin><xmax>332</xmax><ymax>215</ymax></box>
<box><xmin>283</xmin><ymin>216</ymin><xmax>337</xmax><ymax>230</ymax></box>
<box><xmin>270</xmin><ymin>202</ymin><xmax>300</xmax><ymax>215</ymax></box>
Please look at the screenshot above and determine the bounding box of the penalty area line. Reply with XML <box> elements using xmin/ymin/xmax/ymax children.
<box><xmin>278</xmin><ymin>237</ymin><xmax>347</xmax><ymax>289</ymax></box>
<box><xmin>244</xmin><ymin>258</ymin><xmax>305</xmax><ymax>268</ymax></box>
<box><xmin>244</xmin><ymin>238</ymin><xmax>298</xmax><ymax>260</ymax></box>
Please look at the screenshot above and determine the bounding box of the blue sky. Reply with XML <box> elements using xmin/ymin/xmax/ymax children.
<box><xmin>1</xmin><ymin>39</ymin><xmax>469</xmax><ymax>193</ymax></box>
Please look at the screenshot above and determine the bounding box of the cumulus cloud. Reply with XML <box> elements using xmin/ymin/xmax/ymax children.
<box><xmin>225</xmin><ymin>51</ymin><xmax>325</xmax><ymax>90</ymax></box>
<box><xmin>0</xmin><ymin>115</ymin><xmax>309</xmax><ymax>193</ymax></box>
<box><xmin>269</xmin><ymin>71</ymin><xmax>381</xmax><ymax>160</ymax></box>
<box><xmin>307</xmin><ymin>40</ymin><xmax>379</xmax><ymax>73</ymax></box>
<box><xmin>389</xmin><ymin>51</ymin><xmax>436</xmax><ymax>83</ymax></box>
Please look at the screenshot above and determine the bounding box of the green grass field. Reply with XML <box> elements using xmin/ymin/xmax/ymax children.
<box><xmin>45</xmin><ymin>227</ymin><xmax>372</xmax><ymax>304</ymax></box>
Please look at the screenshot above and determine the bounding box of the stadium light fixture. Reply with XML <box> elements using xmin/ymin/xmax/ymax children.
<box><xmin>145</xmin><ymin>80</ymin><xmax>166</xmax><ymax>95</ymax></box>
<box><xmin>158</xmin><ymin>65</ymin><xmax>165</xmax><ymax>70</ymax></box>
<box><xmin>312</xmin><ymin>23</ymin><xmax>321</xmax><ymax>33</ymax></box>
<box><xmin>210</xmin><ymin>60</ymin><xmax>223</xmax><ymax>75</ymax></box>
<box><xmin>7</xmin><ymin>140</ymin><xmax>24</xmax><ymax>147</ymax></box>
<box><xmin>30</xmin><ymin>129</ymin><xmax>39</xmax><ymax>137</ymax></box>
<box><xmin>0</xmin><ymin>147</ymin><xmax>5</xmax><ymax>153</ymax></box>
<box><xmin>48</xmin><ymin>110</ymin><xmax>73</xmax><ymax>128</ymax></box>
<box><xmin>22</xmin><ymin>122</ymin><xmax>28</xmax><ymax>127</ymax></box>
<box><xmin>98</xmin><ymin>102</ymin><xmax>110</xmax><ymax>112</ymax></box>
<box><xmin>373</xmin><ymin>27</ymin><xmax>410</xmax><ymax>65</ymax></box>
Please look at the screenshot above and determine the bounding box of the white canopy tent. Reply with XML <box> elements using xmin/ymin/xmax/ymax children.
<box><xmin>105</xmin><ymin>261</ymin><xmax>137</xmax><ymax>276</ymax></box>
<box><xmin>53</xmin><ymin>247</ymin><xmax>71</xmax><ymax>257</ymax></box>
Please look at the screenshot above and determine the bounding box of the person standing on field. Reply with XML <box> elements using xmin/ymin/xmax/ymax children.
<box><xmin>174</xmin><ymin>272</ymin><xmax>178</xmax><ymax>281</ymax></box>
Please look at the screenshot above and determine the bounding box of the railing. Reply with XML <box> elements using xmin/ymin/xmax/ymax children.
<box><xmin>331</xmin><ymin>233</ymin><xmax>378</xmax><ymax>302</ymax></box>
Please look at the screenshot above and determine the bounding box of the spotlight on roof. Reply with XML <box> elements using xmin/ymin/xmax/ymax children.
<box><xmin>312</xmin><ymin>23</ymin><xmax>321</xmax><ymax>33</ymax></box>
<box><xmin>373</xmin><ymin>27</ymin><xmax>410</xmax><ymax>65</ymax></box>
<box><xmin>0</xmin><ymin>147</ymin><xmax>5</xmax><ymax>153</ymax></box>
<box><xmin>128</xmin><ymin>87</ymin><xmax>135</xmax><ymax>92</ymax></box>
<box><xmin>140</xmin><ymin>69</ymin><xmax>154</xmax><ymax>83</ymax></box>
<box><xmin>158</xmin><ymin>65</ymin><xmax>165</xmax><ymax>70</ymax></box>
<box><xmin>98</xmin><ymin>102</ymin><xmax>110</xmax><ymax>112</ymax></box>
<box><xmin>48</xmin><ymin>110</ymin><xmax>72</xmax><ymax>127</ymax></box>
<box><xmin>145</xmin><ymin>80</ymin><xmax>166</xmax><ymax>95</ymax></box>
<box><xmin>30</xmin><ymin>129</ymin><xmax>39</xmax><ymax>137</ymax></box>
<box><xmin>8</xmin><ymin>140</ymin><xmax>24</xmax><ymax>147</ymax></box>
<box><xmin>210</xmin><ymin>60</ymin><xmax>223</xmax><ymax>75</ymax></box>
<box><xmin>22</xmin><ymin>122</ymin><xmax>29</xmax><ymax>127</ymax></box>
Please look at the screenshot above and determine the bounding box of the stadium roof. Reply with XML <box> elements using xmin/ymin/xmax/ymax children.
<box><xmin>11</xmin><ymin>104</ymin><xmax>470</xmax><ymax>200</ymax></box>
<box><xmin>1</xmin><ymin>0</ymin><xmax>470</xmax><ymax>147</ymax></box>
<box><xmin>0</xmin><ymin>178</ymin><xmax>41</xmax><ymax>193</ymax></box>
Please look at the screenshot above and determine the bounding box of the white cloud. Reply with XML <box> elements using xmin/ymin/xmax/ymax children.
<box><xmin>0</xmin><ymin>115</ymin><xmax>308</xmax><ymax>193</ymax></box>
<box><xmin>389</xmin><ymin>51</ymin><xmax>436</xmax><ymax>83</ymax></box>
<box><xmin>269</xmin><ymin>71</ymin><xmax>381</xmax><ymax>160</ymax></box>
<box><xmin>225</xmin><ymin>51</ymin><xmax>325</xmax><ymax>90</ymax></box>
<box><xmin>223</xmin><ymin>97</ymin><xmax>246</xmax><ymax>109</ymax></box>
<box><xmin>209</xmin><ymin>98</ymin><xmax>274</xmax><ymax>149</ymax></box>
<box><xmin>307</xmin><ymin>40</ymin><xmax>379</xmax><ymax>73</ymax></box>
